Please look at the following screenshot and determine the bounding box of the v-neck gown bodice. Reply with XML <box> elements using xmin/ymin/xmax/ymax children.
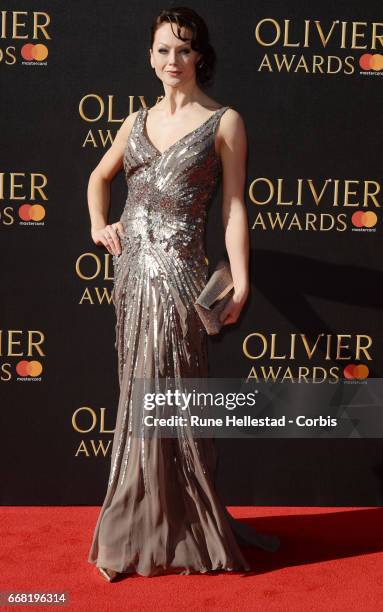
<box><xmin>87</xmin><ymin>105</ymin><xmax>280</xmax><ymax>577</ymax></box>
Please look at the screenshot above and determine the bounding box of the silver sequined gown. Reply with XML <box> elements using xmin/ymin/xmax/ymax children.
<box><xmin>87</xmin><ymin>105</ymin><xmax>280</xmax><ymax>577</ymax></box>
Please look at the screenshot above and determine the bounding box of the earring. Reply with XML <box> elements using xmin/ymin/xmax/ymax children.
<box><xmin>197</xmin><ymin>59</ymin><xmax>204</xmax><ymax>69</ymax></box>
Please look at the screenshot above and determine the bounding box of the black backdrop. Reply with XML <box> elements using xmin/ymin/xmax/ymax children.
<box><xmin>1</xmin><ymin>0</ymin><xmax>383</xmax><ymax>505</ymax></box>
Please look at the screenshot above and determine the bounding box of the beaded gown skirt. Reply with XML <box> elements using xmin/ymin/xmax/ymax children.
<box><xmin>87</xmin><ymin>105</ymin><xmax>280</xmax><ymax>577</ymax></box>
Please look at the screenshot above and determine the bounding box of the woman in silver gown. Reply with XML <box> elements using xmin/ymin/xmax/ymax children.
<box><xmin>87</xmin><ymin>7</ymin><xmax>280</xmax><ymax>581</ymax></box>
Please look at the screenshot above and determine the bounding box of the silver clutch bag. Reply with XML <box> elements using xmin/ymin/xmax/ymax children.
<box><xmin>194</xmin><ymin>259</ymin><xmax>234</xmax><ymax>335</ymax></box>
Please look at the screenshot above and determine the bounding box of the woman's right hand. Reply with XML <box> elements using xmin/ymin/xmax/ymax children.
<box><xmin>91</xmin><ymin>222</ymin><xmax>125</xmax><ymax>256</ymax></box>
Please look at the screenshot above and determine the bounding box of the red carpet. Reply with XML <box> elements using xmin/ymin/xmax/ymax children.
<box><xmin>1</xmin><ymin>506</ymin><xmax>383</xmax><ymax>611</ymax></box>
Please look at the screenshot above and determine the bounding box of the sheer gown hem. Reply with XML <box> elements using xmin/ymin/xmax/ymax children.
<box><xmin>88</xmin><ymin>557</ymin><xmax>252</xmax><ymax>577</ymax></box>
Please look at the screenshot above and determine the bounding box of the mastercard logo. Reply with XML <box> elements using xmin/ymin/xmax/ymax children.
<box><xmin>18</xmin><ymin>204</ymin><xmax>46</xmax><ymax>221</ymax></box>
<box><xmin>16</xmin><ymin>360</ymin><xmax>43</xmax><ymax>377</ymax></box>
<box><xmin>359</xmin><ymin>54</ymin><xmax>383</xmax><ymax>71</ymax></box>
<box><xmin>343</xmin><ymin>364</ymin><xmax>369</xmax><ymax>380</ymax></box>
<box><xmin>21</xmin><ymin>44</ymin><xmax>48</xmax><ymax>62</ymax></box>
<box><xmin>351</xmin><ymin>211</ymin><xmax>377</xmax><ymax>228</ymax></box>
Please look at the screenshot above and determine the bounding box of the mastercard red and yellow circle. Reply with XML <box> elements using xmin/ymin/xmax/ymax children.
<box><xmin>19</xmin><ymin>204</ymin><xmax>46</xmax><ymax>221</ymax></box>
<box><xmin>359</xmin><ymin>53</ymin><xmax>383</xmax><ymax>71</ymax></box>
<box><xmin>344</xmin><ymin>364</ymin><xmax>369</xmax><ymax>380</ymax></box>
<box><xmin>351</xmin><ymin>211</ymin><xmax>377</xmax><ymax>228</ymax></box>
<box><xmin>21</xmin><ymin>44</ymin><xmax>48</xmax><ymax>61</ymax></box>
<box><xmin>16</xmin><ymin>360</ymin><xmax>43</xmax><ymax>377</ymax></box>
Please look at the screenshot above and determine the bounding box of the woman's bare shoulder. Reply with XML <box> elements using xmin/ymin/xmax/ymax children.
<box><xmin>215</xmin><ymin>107</ymin><xmax>247</xmax><ymax>157</ymax></box>
<box><xmin>117</xmin><ymin>109</ymin><xmax>141</xmax><ymax>140</ymax></box>
<box><xmin>205</xmin><ymin>99</ymin><xmax>245</xmax><ymax>128</ymax></box>
<box><xmin>219</xmin><ymin>106</ymin><xmax>246</xmax><ymax>135</ymax></box>
<box><xmin>222</xmin><ymin>105</ymin><xmax>243</xmax><ymax>120</ymax></box>
<box><xmin>91</xmin><ymin>110</ymin><xmax>141</xmax><ymax>181</ymax></box>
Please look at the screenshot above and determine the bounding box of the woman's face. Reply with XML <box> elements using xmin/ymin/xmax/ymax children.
<box><xmin>150</xmin><ymin>22</ymin><xmax>202</xmax><ymax>86</ymax></box>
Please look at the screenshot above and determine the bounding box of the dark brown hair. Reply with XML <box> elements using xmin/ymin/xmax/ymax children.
<box><xmin>150</xmin><ymin>6</ymin><xmax>216</xmax><ymax>87</ymax></box>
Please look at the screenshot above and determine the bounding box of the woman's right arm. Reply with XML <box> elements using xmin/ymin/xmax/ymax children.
<box><xmin>87</xmin><ymin>110</ymin><xmax>138</xmax><ymax>256</ymax></box>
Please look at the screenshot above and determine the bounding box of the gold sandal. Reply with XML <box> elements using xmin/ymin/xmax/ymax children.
<box><xmin>97</xmin><ymin>567</ymin><xmax>119</xmax><ymax>582</ymax></box>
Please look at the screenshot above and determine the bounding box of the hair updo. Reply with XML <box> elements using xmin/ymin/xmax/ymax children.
<box><xmin>150</xmin><ymin>6</ymin><xmax>216</xmax><ymax>88</ymax></box>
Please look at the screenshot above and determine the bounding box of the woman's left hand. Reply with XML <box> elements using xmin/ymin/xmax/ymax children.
<box><xmin>219</xmin><ymin>287</ymin><xmax>249</xmax><ymax>327</ymax></box>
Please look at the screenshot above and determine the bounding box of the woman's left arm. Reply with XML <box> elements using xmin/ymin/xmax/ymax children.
<box><xmin>217</xmin><ymin>109</ymin><xmax>250</xmax><ymax>326</ymax></box>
